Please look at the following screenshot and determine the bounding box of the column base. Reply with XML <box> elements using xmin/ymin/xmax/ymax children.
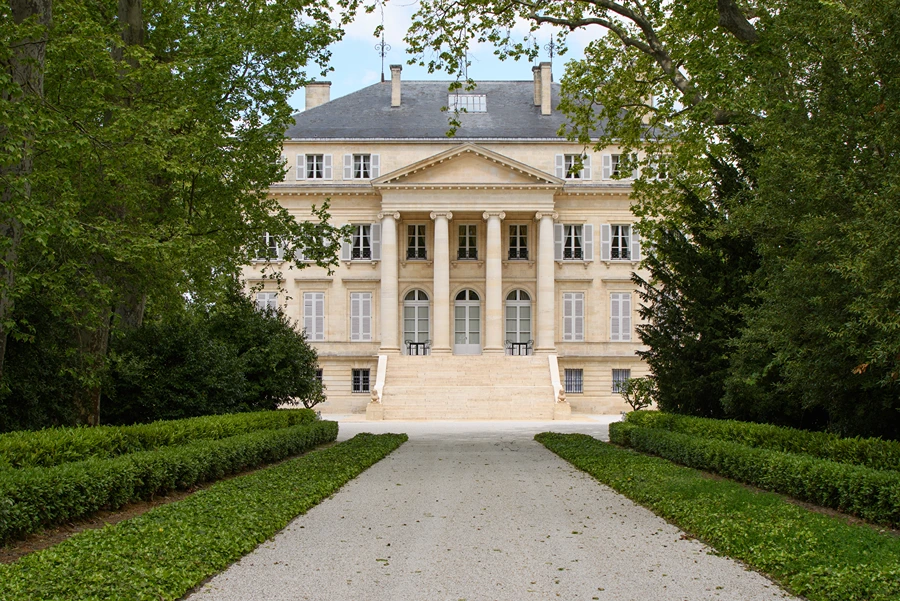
<box><xmin>366</xmin><ymin>401</ymin><xmax>384</xmax><ymax>420</ymax></box>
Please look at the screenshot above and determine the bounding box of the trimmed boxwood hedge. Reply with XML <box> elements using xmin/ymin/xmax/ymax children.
<box><xmin>0</xmin><ymin>432</ymin><xmax>407</xmax><ymax>601</ymax></box>
<box><xmin>625</xmin><ymin>410</ymin><xmax>900</xmax><ymax>472</ymax></box>
<box><xmin>0</xmin><ymin>409</ymin><xmax>317</xmax><ymax>470</ymax></box>
<box><xmin>537</xmin><ymin>432</ymin><xmax>900</xmax><ymax>601</ymax></box>
<box><xmin>0</xmin><ymin>419</ymin><xmax>336</xmax><ymax>544</ymax></box>
<box><xmin>610</xmin><ymin>421</ymin><xmax>900</xmax><ymax>527</ymax></box>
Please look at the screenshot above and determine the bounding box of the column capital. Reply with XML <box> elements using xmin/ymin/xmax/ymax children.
<box><xmin>482</xmin><ymin>211</ymin><xmax>506</xmax><ymax>221</ymax></box>
<box><xmin>534</xmin><ymin>211</ymin><xmax>558</xmax><ymax>221</ymax></box>
<box><xmin>430</xmin><ymin>211</ymin><xmax>453</xmax><ymax>221</ymax></box>
<box><xmin>378</xmin><ymin>211</ymin><xmax>400</xmax><ymax>221</ymax></box>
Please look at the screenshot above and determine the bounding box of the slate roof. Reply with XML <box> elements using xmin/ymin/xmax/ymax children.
<box><xmin>285</xmin><ymin>81</ymin><xmax>605</xmax><ymax>140</ymax></box>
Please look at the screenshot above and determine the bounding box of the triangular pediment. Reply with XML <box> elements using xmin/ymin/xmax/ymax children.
<box><xmin>373</xmin><ymin>144</ymin><xmax>563</xmax><ymax>188</ymax></box>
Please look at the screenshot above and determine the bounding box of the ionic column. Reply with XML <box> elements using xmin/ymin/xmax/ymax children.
<box><xmin>430</xmin><ymin>211</ymin><xmax>453</xmax><ymax>354</ymax></box>
<box><xmin>379</xmin><ymin>212</ymin><xmax>400</xmax><ymax>354</ymax></box>
<box><xmin>483</xmin><ymin>211</ymin><xmax>505</xmax><ymax>353</ymax></box>
<box><xmin>536</xmin><ymin>212</ymin><xmax>558</xmax><ymax>352</ymax></box>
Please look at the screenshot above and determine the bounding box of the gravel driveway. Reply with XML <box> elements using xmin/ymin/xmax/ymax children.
<box><xmin>186</xmin><ymin>418</ymin><xmax>797</xmax><ymax>601</ymax></box>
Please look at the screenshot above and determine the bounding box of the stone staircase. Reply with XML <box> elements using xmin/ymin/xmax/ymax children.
<box><xmin>367</xmin><ymin>354</ymin><xmax>566</xmax><ymax>420</ymax></box>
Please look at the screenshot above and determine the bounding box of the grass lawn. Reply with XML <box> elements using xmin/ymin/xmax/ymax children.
<box><xmin>537</xmin><ymin>432</ymin><xmax>900</xmax><ymax>601</ymax></box>
<box><xmin>0</xmin><ymin>432</ymin><xmax>407</xmax><ymax>601</ymax></box>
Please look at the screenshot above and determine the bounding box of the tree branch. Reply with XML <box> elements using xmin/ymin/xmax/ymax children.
<box><xmin>717</xmin><ymin>0</ymin><xmax>759</xmax><ymax>43</ymax></box>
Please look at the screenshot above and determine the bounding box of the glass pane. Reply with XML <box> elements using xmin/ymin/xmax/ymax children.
<box><xmin>469</xmin><ymin>291</ymin><xmax>480</xmax><ymax>301</ymax></box>
<box><xmin>404</xmin><ymin>306</ymin><xmax>415</xmax><ymax>318</ymax></box>
<box><xmin>404</xmin><ymin>319</ymin><xmax>415</xmax><ymax>331</ymax></box>
<box><xmin>456</xmin><ymin>290</ymin><xmax>466</xmax><ymax>301</ymax></box>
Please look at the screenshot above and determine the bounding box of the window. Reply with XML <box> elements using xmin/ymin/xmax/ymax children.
<box><xmin>256</xmin><ymin>292</ymin><xmax>277</xmax><ymax>312</ymax></box>
<box><xmin>343</xmin><ymin>154</ymin><xmax>380</xmax><ymax>179</ymax></box>
<box><xmin>508</xmin><ymin>225</ymin><xmax>528</xmax><ymax>260</ymax></box>
<box><xmin>554</xmin><ymin>223</ymin><xmax>594</xmax><ymax>261</ymax></box>
<box><xmin>352</xmin><ymin>368</ymin><xmax>370</xmax><ymax>393</ymax></box>
<box><xmin>407</xmin><ymin>224</ymin><xmax>427</xmax><ymax>260</ymax></box>
<box><xmin>602</xmin><ymin>153</ymin><xmax>637</xmax><ymax>180</ymax></box>
<box><xmin>296</xmin><ymin>154</ymin><xmax>332</xmax><ymax>180</ymax></box>
<box><xmin>341</xmin><ymin>223</ymin><xmax>381</xmax><ymax>261</ymax></box>
<box><xmin>303</xmin><ymin>292</ymin><xmax>325</xmax><ymax>341</ymax></box>
<box><xmin>505</xmin><ymin>290</ymin><xmax>532</xmax><ymax>354</ymax></box>
<box><xmin>350</xmin><ymin>292</ymin><xmax>372</xmax><ymax>342</ymax></box>
<box><xmin>457</xmin><ymin>224</ymin><xmax>477</xmax><ymax>259</ymax></box>
<box><xmin>563</xmin><ymin>292</ymin><xmax>585</xmax><ymax>342</ymax></box>
<box><xmin>610</xmin><ymin>293</ymin><xmax>632</xmax><ymax>342</ymax></box>
<box><xmin>448</xmin><ymin>94</ymin><xmax>486</xmax><ymax>112</ymax></box>
<box><xmin>613</xmin><ymin>369</ymin><xmax>631</xmax><ymax>393</ymax></box>
<box><xmin>256</xmin><ymin>232</ymin><xmax>283</xmax><ymax>261</ymax></box>
<box><xmin>600</xmin><ymin>224</ymin><xmax>639</xmax><ymax>261</ymax></box>
<box><xmin>315</xmin><ymin>368</ymin><xmax>323</xmax><ymax>384</ymax></box>
<box><xmin>565</xmin><ymin>369</ymin><xmax>584</xmax><ymax>394</ymax></box>
<box><xmin>611</xmin><ymin>225</ymin><xmax>630</xmax><ymax>260</ymax></box>
<box><xmin>555</xmin><ymin>154</ymin><xmax>591</xmax><ymax>180</ymax></box>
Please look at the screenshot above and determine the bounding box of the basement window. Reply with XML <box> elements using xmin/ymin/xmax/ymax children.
<box><xmin>448</xmin><ymin>94</ymin><xmax>486</xmax><ymax>113</ymax></box>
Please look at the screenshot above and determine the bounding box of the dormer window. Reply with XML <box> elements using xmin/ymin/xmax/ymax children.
<box><xmin>448</xmin><ymin>94</ymin><xmax>487</xmax><ymax>113</ymax></box>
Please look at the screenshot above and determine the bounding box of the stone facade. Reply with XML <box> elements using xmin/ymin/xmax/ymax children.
<box><xmin>244</xmin><ymin>65</ymin><xmax>649</xmax><ymax>418</ymax></box>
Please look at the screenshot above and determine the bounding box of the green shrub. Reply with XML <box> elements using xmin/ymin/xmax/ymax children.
<box><xmin>0</xmin><ymin>433</ymin><xmax>406</xmax><ymax>601</ymax></box>
<box><xmin>624</xmin><ymin>410</ymin><xmax>900</xmax><ymax>471</ymax></box>
<box><xmin>610</xmin><ymin>422</ymin><xmax>900</xmax><ymax>527</ymax></box>
<box><xmin>0</xmin><ymin>420</ymin><xmax>336</xmax><ymax>544</ymax></box>
<box><xmin>0</xmin><ymin>409</ymin><xmax>316</xmax><ymax>470</ymax></box>
<box><xmin>537</xmin><ymin>432</ymin><xmax>900</xmax><ymax>601</ymax></box>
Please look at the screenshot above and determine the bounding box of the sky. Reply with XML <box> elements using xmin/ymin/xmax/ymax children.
<box><xmin>288</xmin><ymin>2</ymin><xmax>598</xmax><ymax>111</ymax></box>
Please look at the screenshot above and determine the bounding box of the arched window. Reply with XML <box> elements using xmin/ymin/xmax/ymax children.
<box><xmin>505</xmin><ymin>289</ymin><xmax>532</xmax><ymax>354</ymax></box>
<box><xmin>453</xmin><ymin>289</ymin><xmax>481</xmax><ymax>355</ymax></box>
<box><xmin>455</xmin><ymin>289</ymin><xmax>480</xmax><ymax>302</ymax></box>
<box><xmin>403</xmin><ymin>290</ymin><xmax>430</xmax><ymax>355</ymax></box>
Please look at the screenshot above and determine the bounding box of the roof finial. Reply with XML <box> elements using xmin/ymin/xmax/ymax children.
<box><xmin>543</xmin><ymin>38</ymin><xmax>556</xmax><ymax>81</ymax></box>
<box><xmin>375</xmin><ymin>3</ymin><xmax>391</xmax><ymax>82</ymax></box>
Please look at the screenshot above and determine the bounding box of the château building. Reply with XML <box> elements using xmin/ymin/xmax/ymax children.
<box><xmin>244</xmin><ymin>63</ymin><xmax>648</xmax><ymax>419</ymax></box>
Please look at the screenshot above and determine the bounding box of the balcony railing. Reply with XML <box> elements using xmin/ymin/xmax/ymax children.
<box><xmin>406</xmin><ymin>247</ymin><xmax>427</xmax><ymax>260</ymax></box>
<box><xmin>405</xmin><ymin>340</ymin><xmax>431</xmax><ymax>355</ymax></box>
<box><xmin>611</xmin><ymin>248</ymin><xmax>631</xmax><ymax>260</ymax></box>
<box><xmin>351</xmin><ymin>247</ymin><xmax>372</xmax><ymax>259</ymax></box>
<box><xmin>508</xmin><ymin>248</ymin><xmax>528</xmax><ymax>260</ymax></box>
<box><xmin>457</xmin><ymin>248</ymin><xmax>478</xmax><ymax>260</ymax></box>
<box><xmin>563</xmin><ymin>247</ymin><xmax>583</xmax><ymax>260</ymax></box>
<box><xmin>506</xmin><ymin>339</ymin><xmax>534</xmax><ymax>356</ymax></box>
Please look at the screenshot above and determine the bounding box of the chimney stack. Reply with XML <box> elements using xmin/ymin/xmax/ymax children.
<box><xmin>532</xmin><ymin>66</ymin><xmax>541</xmax><ymax>106</ymax></box>
<box><xmin>305</xmin><ymin>82</ymin><xmax>331</xmax><ymax>111</ymax></box>
<box><xmin>540</xmin><ymin>62</ymin><xmax>552</xmax><ymax>116</ymax></box>
<box><xmin>391</xmin><ymin>64</ymin><xmax>402</xmax><ymax>107</ymax></box>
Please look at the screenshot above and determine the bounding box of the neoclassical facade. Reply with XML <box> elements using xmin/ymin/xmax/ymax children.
<box><xmin>245</xmin><ymin>64</ymin><xmax>649</xmax><ymax>419</ymax></box>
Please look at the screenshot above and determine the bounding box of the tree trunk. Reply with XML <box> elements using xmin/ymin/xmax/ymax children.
<box><xmin>0</xmin><ymin>0</ymin><xmax>52</xmax><ymax>378</ymax></box>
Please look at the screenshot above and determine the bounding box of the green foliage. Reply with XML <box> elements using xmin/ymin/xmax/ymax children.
<box><xmin>619</xmin><ymin>377</ymin><xmax>656</xmax><ymax>412</ymax></box>
<box><xmin>624</xmin><ymin>411</ymin><xmax>900</xmax><ymax>472</ymax></box>
<box><xmin>0</xmin><ymin>409</ymin><xmax>315</xmax><ymax>470</ymax></box>
<box><xmin>537</xmin><ymin>432</ymin><xmax>900</xmax><ymax>601</ymax></box>
<box><xmin>103</xmin><ymin>284</ymin><xmax>324</xmax><ymax>425</ymax></box>
<box><xmin>0</xmin><ymin>432</ymin><xmax>406</xmax><ymax>601</ymax></box>
<box><xmin>609</xmin><ymin>421</ymin><xmax>900</xmax><ymax>527</ymax></box>
<box><xmin>0</xmin><ymin>420</ymin><xmax>337</xmax><ymax>544</ymax></box>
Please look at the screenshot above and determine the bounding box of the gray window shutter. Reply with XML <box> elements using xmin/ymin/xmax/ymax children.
<box><xmin>631</xmin><ymin>152</ymin><xmax>639</xmax><ymax>179</ymax></box>
<box><xmin>574</xmin><ymin>293</ymin><xmax>584</xmax><ymax>341</ymax></box>
<box><xmin>323</xmin><ymin>154</ymin><xmax>333</xmax><ymax>179</ymax></box>
<box><xmin>582</xmin><ymin>154</ymin><xmax>592</xmax><ymax>180</ymax></box>
<box><xmin>553</xmin><ymin>223</ymin><xmax>564</xmax><ymax>261</ymax></box>
<box><xmin>602</xmin><ymin>154</ymin><xmax>611</xmax><ymax>180</ymax></box>
<box><xmin>371</xmin><ymin>154</ymin><xmax>380</xmax><ymax>178</ymax></box>
<box><xmin>610</xmin><ymin>294</ymin><xmax>621</xmax><ymax>341</ymax></box>
<box><xmin>563</xmin><ymin>293</ymin><xmax>573</xmax><ymax>341</ymax></box>
<box><xmin>555</xmin><ymin>154</ymin><xmax>564</xmax><ymax>178</ymax></box>
<box><xmin>314</xmin><ymin>293</ymin><xmax>325</xmax><ymax>340</ymax></box>
<box><xmin>583</xmin><ymin>224</ymin><xmax>594</xmax><ymax>261</ymax></box>
<box><xmin>296</xmin><ymin>154</ymin><xmax>306</xmax><ymax>180</ymax></box>
<box><xmin>621</xmin><ymin>293</ymin><xmax>632</xmax><ymax>341</ymax></box>
<box><xmin>362</xmin><ymin>293</ymin><xmax>372</xmax><ymax>340</ymax></box>
<box><xmin>370</xmin><ymin>222</ymin><xmax>381</xmax><ymax>260</ymax></box>
<box><xmin>600</xmin><ymin>224</ymin><xmax>611</xmax><ymax>261</ymax></box>
<box><xmin>276</xmin><ymin>239</ymin><xmax>284</xmax><ymax>260</ymax></box>
<box><xmin>340</xmin><ymin>228</ymin><xmax>352</xmax><ymax>261</ymax></box>
<box><xmin>304</xmin><ymin>294</ymin><xmax>314</xmax><ymax>336</ymax></box>
<box><xmin>350</xmin><ymin>293</ymin><xmax>361</xmax><ymax>341</ymax></box>
<box><xmin>344</xmin><ymin>154</ymin><xmax>353</xmax><ymax>179</ymax></box>
<box><xmin>631</xmin><ymin>227</ymin><xmax>641</xmax><ymax>262</ymax></box>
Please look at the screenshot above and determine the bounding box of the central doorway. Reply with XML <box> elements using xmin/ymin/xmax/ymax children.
<box><xmin>403</xmin><ymin>289</ymin><xmax>430</xmax><ymax>355</ymax></box>
<box><xmin>454</xmin><ymin>289</ymin><xmax>481</xmax><ymax>355</ymax></box>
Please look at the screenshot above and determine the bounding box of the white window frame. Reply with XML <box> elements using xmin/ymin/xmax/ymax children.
<box><xmin>457</xmin><ymin>224</ymin><xmax>478</xmax><ymax>260</ymax></box>
<box><xmin>297</xmin><ymin>153</ymin><xmax>332</xmax><ymax>180</ymax></box>
<box><xmin>554</xmin><ymin>223</ymin><xmax>594</xmax><ymax>261</ymax></box>
<box><xmin>508</xmin><ymin>224</ymin><xmax>528</xmax><ymax>260</ymax></box>
<box><xmin>350</xmin><ymin>292</ymin><xmax>373</xmax><ymax>342</ymax></box>
<box><xmin>255</xmin><ymin>232</ymin><xmax>283</xmax><ymax>262</ymax></box>
<box><xmin>613</xmin><ymin>369</ymin><xmax>631</xmax><ymax>393</ymax></box>
<box><xmin>256</xmin><ymin>292</ymin><xmax>277</xmax><ymax>312</ymax></box>
<box><xmin>303</xmin><ymin>292</ymin><xmax>325</xmax><ymax>341</ymax></box>
<box><xmin>610</xmin><ymin>292</ymin><xmax>632</xmax><ymax>342</ymax></box>
<box><xmin>564</xmin><ymin>368</ymin><xmax>584</xmax><ymax>394</ymax></box>
<box><xmin>600</xmin><ymin>224</ymin><xmax>640</xmax><ymax>262</ymax></box>
<box><xmin>343</xmin><ymin>153</ymin><xmax>380</xmax><ymax>180</ymax></box>
<box><xmin>563</xmin><ymin>225</ymin><xmax>583</xmax><ymax>260</ymax></box>
<box><xmin>351</xmin><ymin>368</ymin><xmax>370</xmax><ymax>393</ymax></box>
<box><xmin>563</xmin><ymin>292</ymin><xmax>585</xmax><ymax>342</ymax></box>
<box><xmin>611</xmin><ymin>224</ymin><xmax>631</xmax><ymax>260</ymax></box>
<box><xmin>555</xmin><ymin>153</ymin><xmax>592</xmax><ymax>180</ymax></box>
<box><xmin>406</xmin><ymin>224</ymin><xmax>427</xmax><ymax>260</ymax></box>
<box><xmin>448</xmin><ymin>94</ymin><xmax>486</xmax><ymax>112</ymax></box>
<box><xmin>602</xmin><ymin>153</ymin><xmax>638</xmax><ymax>180</ymax></box>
